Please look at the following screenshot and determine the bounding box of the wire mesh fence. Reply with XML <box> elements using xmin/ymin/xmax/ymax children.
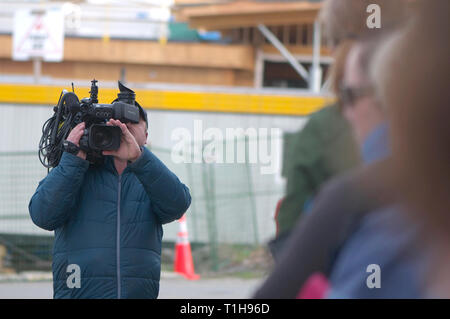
<box><xmin>0</xmin><ymin>136</ymin><xmax>283</xmax><ymax>273</ymax></box>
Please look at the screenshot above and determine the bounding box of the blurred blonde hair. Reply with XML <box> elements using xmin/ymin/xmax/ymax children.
<box><xmin>320</xmin><ymin>0</ymin><xmax>409</xmax><ymax>48</ymax></box>
<box><xmin>371</xmin><ymin>0</ymin><xmax>450</xmax><ymax>236</ymax></box>
<box><xmin>328</xmin><ymin>39</ymin><xmax>355</xmax><ymax>98</ymax></box>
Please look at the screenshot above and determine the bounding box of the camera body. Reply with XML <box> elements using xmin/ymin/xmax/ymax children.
<box><xmin>75</xmin><ymin>100</ymin><xmax>139</xmax><ymax>151</ymax></box>
<box><xmin>63</xmin><ymin>80</ymin><xmax>140</xmax><ymax>164</ymax></box>
<box><xmin>39</xmin><ymin>79</ymin><xmax>143</xmax><ymax>168</ymax></box>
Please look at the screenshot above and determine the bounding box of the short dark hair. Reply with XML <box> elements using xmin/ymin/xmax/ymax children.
<box><xmin>135</xmin><ymin>101</ymin><xmax>148</xmax><ymax>130</ymax></box>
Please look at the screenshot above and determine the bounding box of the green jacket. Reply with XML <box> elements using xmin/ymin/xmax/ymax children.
<box><xmin>276</xmin><ymin>105</ymin><xmax>360</xmax><ymax>236</ymax></box>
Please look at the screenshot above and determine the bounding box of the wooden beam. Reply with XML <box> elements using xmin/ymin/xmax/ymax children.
<box><xmin>180</xmin><ymin>1</ymin><xmax>321</xmax><ymax>17</ymax></box>
<box><xmin>180</xmin><ymin>1</ymin><xmax>321</xmax><ymax>30</ymax></box>
<box><xmin>188</xmin><ymin>10</ymin><xmax>319</xmax><ymax>30</ymax></box>
<box><xmin>0</xmin><ymin>35</ymin><xmax>255</xmax><ymax>71</ymax></box>
<box><xmin>0</xmin><ymin>59</ymin><xmax>250</xmax><ymax>87</ymax></box>
<box><xmin>174</xmin><ymin>0</ymin><xmax>227</xmax><ymax>5</ymax></box>
<box><xmin>64</xmin><ymin>38</ymin><xmax>255</xmax><ymax>70</ymax></box>
<box><xmin>0</xmin><ymin>35</ymin><xmax>12</xmax><ymax>59</ymax></box>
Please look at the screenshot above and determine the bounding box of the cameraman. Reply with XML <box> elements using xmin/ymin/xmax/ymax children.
<box><xmin>29</xmin><ymin>107</ymin><xmax>192</xmax><ymax>299</ymax></box>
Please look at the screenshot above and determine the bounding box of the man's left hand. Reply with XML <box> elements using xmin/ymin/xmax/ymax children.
<box><xmin>102</xmin><ymin>119</ymin><xmax>142</xmax><ymax>162</ymax></box>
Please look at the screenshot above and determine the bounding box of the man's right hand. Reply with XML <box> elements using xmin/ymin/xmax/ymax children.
<box><xmin>66</xmin><ymin>122</ymin><xmax>87</xmax><ymax>160</ymax></box>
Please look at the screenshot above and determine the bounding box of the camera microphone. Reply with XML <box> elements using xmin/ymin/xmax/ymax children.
<box><xmin>63</xmin><ymin>91</ymin><xmax>81</xmax><ymax>114</ymax></box>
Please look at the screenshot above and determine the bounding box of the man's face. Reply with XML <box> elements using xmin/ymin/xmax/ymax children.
<box><xmin>340</xmin><ymin>45</ymin><xmax>384</xmax><ymax>145</ymax></box>
<box><xmin>126</xmin><ymin>119</ymin><xmax>148</xmax><ymax>147</ymax></box>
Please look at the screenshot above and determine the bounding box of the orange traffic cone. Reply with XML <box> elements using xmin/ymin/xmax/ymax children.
<box><xmin>174</xmin><ymin>214</ymin><xmax>200</xmax><ymax>280</ymax></box>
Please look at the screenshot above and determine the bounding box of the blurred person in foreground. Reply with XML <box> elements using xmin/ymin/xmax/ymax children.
<box><xmin>324</xmin><ymin>33</ymin><xmax>427</xmax><ymax>298</ymax></box>
<box><xmin>254</xmin><ymin>0</ymin><xmax>415</xmax><ymax>298</ymax></box>
<box><xmin>271</xmin><ymin>49</ymin><xmax>360</xmax><ymax>259</ymax></box>
<box><xmin>371</xmin><ymin>0</ymin><xmax>449</xmax><ymax>297</ymax></box>
<box><xmin>29</xmin><ymin>106</ymin><xmax>191</xmax><ymax>298</ymax></box>
<box><xmin>270</xmin><ymin>0</ymin><xmax>408</xmax><ymax>259</ymax></box>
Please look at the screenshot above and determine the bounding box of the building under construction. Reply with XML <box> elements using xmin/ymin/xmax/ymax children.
<box><xmin>0</xmin><ymin>0</ymin><xmax>333</xmax><ymax>273</ymax></box>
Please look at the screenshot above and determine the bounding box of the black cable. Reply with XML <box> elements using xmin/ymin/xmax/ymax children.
<box><xmin>38</xmin><ymin>93</ymin><xmax>75</xmax><ymax>170</ymax></box>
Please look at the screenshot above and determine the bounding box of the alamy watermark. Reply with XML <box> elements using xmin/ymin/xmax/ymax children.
<box><xmin>66</xmin><ymin>264</ymin><xmax>81</xmax><ymax>289</ymax></box>
<box><xmin>171</xmin><ymin>120</ymin><xmax>281</xmax><ymax>175</ymax></box>
<box><xmin>366</xmin><ymin>264</ymin><xmax>381</xmax><ymax>289</ymax></box>
<box><xmin>367</xmin><ymin>4</ymin><xmax>382</xmax><ymax>29</ymax></box>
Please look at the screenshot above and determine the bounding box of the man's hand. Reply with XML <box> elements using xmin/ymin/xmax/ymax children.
<box><xmin>102</xmin><ymin>119</ymin><xmax>142</xmax><ymax>162</ymax></box>
<box><xmin>66</xmin><ymin>122</ymin><xmax>87</xmax><ymax>160</ymax></box>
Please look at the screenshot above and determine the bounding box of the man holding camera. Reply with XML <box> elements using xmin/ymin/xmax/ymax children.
<box><xmin>29</xmin><ymin>106</ymin><xmax>192</xmax><ymax>299</ymax></box>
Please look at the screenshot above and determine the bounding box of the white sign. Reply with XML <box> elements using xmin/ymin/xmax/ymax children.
<box><xmin>13</xmin><ymin>9</ymin><xmax>64</xmax><ymax>62</ymax></box>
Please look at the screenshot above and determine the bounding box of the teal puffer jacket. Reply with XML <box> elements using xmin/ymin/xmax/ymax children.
<box><xmin>29</xmin><ymin>148</ymin><xmax>191</xmax><ymax>298</ymax></box>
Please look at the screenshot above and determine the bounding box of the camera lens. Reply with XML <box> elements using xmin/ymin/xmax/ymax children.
<box><xmin>89</xmin><ymin>124</ymin><xmax>121</xmax><ymax>151</ymax></box>
<box><xmin>93</xmin><ymin>128</ymin><xmax>113</xmax><ymax>148</ymax></box>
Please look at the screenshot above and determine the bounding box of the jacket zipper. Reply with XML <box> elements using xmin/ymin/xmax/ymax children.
<box><xmin>116</xmin><ymin>174</ymin><xmax>122</xmax><ymax>299</ymax></box>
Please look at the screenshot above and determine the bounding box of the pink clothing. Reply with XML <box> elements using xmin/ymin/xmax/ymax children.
<box><xmin>297</xmin><ymin>273</ymin><xmax>330</xmax><ymax>299</ymax></box>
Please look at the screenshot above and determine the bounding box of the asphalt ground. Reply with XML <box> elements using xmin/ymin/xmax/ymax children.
<box><xmin>0</xmin><ymin>272</ymin><xmax>264</xmax><ymax>299</ymax></box>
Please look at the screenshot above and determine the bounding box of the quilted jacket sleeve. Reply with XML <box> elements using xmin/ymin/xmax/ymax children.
<box><xmin>128</xmin><ymin>147</ymin><xmax>191</xmax><ymax>224</ymax></box>
<box><xmin>28</xmin><ymin>152</ymin><xmax>90</xmax><ymax>231</ymax></box>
